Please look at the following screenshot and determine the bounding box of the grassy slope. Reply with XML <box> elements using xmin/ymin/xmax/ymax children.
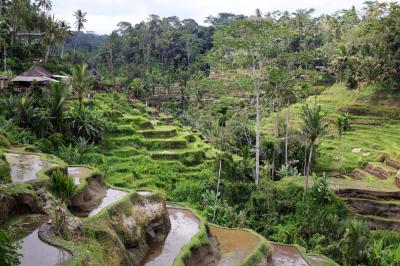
<box><xmin>86</xmin><ymin>93</ymin><xmax>216</xmax><ymax>196</ymax></box>
<box><xmin>263</xmin><ymin>83</ymin><xmax>400</xmax><ymax>173</ymax></box>
<box><xmin>269</xmin><ymin>84</ymin><xmax>400</xmax><ymax>194</ymax></box>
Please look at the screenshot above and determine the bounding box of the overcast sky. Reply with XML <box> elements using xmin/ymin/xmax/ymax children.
<box><xmin>51</xmin><ymin>0</ymin><xmax>390</xmax><ymax>34</ymax></box>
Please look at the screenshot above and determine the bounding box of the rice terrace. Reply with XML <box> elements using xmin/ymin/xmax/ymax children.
<box><xmin>0</xmin><ymin>0</ymin><xmax>400</xmax><ymax>265</ymax></box>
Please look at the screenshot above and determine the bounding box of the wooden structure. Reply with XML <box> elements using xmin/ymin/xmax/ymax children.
<box><xmin>10</xmin><ymin>66</ymin><xmax>58</xmax><ymax>92</ymax></box>
<box><xmin>16</xmin><ymin>32</ymin><xmax>43</xmax><ymax>45</ymax></box>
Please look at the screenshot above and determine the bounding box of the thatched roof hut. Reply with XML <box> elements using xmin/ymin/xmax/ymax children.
<box><xmin>10</xmin><ymin>66</ymin><xmax>58</xmax><ymax>92</ymax></box>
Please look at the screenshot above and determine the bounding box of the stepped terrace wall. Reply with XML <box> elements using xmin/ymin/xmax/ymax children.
<box><xmin>44</xmin><ymin>192</ymin><xmax>171</xmax><ymax>266</ymax></box>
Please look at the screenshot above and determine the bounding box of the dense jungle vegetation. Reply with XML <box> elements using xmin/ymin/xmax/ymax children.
<box><xmin>1</xmin><ymin>0</ymin><xmax>400</xmax><ymax>265</ymax></box>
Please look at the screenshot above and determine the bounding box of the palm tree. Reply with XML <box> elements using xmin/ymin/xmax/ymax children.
<box><xmin>343</xmin><ymin>219</ymin><xmax>368</xmax><ymax>265</ymax></box>
<box><xmin>71</xmin><ymin>63</ymin><xmax>90</xmax><ymax>111</ymax></box>
<box><xmin>334</xmin><ymin>114</ymin><xmax>351</xmax><ymax>164</ymax></box>
<box><xmin>331</xmin><ymin>45</ymin><xmax>349</xmax><ymax>83</ymax></box>
<box><xmin>48</xmin><ymin>82</ymin><xmax>70</xmax><ymax>132</ymax></box>
<box><xmin>301</xmin><ymin>103</ymin><xmax>328</xmax><ymax>191</ymax></box>
<box><xmin>43</xmin><ymin>16</ymin><xmax>62</xmax><ymax>62</ymax></box>
<box><xmin>73</xmin><ymin>9</ymin><xmax>88</xmax><ymax>57</ymax></box>
<box><xmin>35</xmin><ymin>0</ymin><xmax>52</xmax><ymax>13</ymax></box>
<box><xmin>59</xmin><ymin>20</ymin><xmax>72</xmax><ymax>59</ymax></box>
<box><xmin>47</xmin><ymin>170</ymin><xmax>76</xmax><ymax>235</ymax></box>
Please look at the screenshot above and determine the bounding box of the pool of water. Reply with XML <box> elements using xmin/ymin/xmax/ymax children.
<box><xmin>18</xmin><ymin>228</ymin><xmax>71</xmax><ymax>266</ymax></box>
<box><xmin>210</xmin><ymin>226</ymin><xmax>260</xmax><ymax>266</ymax></box>
<box><xmin>88</xmin><ymin>189</ymin><xmax>127</xmax><ymax>217</ymax></box>
<box><xmin>270</xmin><ymin>243</ymin><xmax>309</xmax><ymax>266</ymax></box>
<box><xmin>5</xmin><ymin>152</ymin><xmax>57</xmax><ymax>183</ymax></box>
<box><xmin>136</xmin><ymin>190</ymin><xmax>152</xmax><ymax>196</ymax></box>
<box><xmin>140</xmin><ymin>207</ymin><xmax>200</xmax><ymax>266</ymax></box>
<box><xmin>67</xmin><ymin>166</ymin><xmax>93</xmax><ymax>185</ymax></box>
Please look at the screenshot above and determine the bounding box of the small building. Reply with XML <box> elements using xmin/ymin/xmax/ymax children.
<box><xmin>10</xmin><ymin>65</ymin><xmax>58</xmax><ymax>92</ymax></box>
<box><xmin>16</xmin><ymin>32</ymin><xmax>43</xmax><ymax>45</ymax></box>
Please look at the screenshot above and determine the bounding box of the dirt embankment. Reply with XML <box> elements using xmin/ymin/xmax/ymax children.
<box><xmin>335</xmin><ymin>189</ymin><xmax>400</xmax><ymax>200</ymax></box>
<box><xmin>69</xmin><ymin>193</ymin><xmax>172</xmax><ymax>265</ymax></box>
<box><xmin>68</xmin><ymin>174</ymin><xmax>107</xmax><ymax>215</ymax></box>
<box><xmin>0</xmin><ymin>190</ymin><xmax>43</xmax><ymax>224</ymax></box>
<box><xmin>365</xmin><ymin>217</ymin><xmax>400</xmax><ymax>232</ymax></box>
<box><xmin>182</xmin><ymin>227</ymin><xmax>220</xmax><ymax>266</ymax></box>
<box><xmin>346</xmin><ymin>198</ymin><xmax>400</xmax><ymax>218</ymax></box>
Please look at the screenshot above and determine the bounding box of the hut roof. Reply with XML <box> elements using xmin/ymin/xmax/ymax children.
<box><xmin>11</xmin><ymin>65</ymin><xmax>57</xmax><ymax>83</ymax></box>
<box><xmin>11</xmin><ymin>76</ymin><xmax>58</xmax><ymax>83</ymax></box>
<box><xmin>20</xmin><ymin>66</ymin><xmax>54</xmax><ymax>78</ymax></box>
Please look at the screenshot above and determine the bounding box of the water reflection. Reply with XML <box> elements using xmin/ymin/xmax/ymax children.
<box><xmin>141</xmin><ymin>207</ymin><xmax>200</xmax><ymax>266</ymax></box>
<box><xmin>88</xmin><ymin>189</ymin><xmax>127</xmax><ymax>217</ymax></box>
<box><xmin>5</xmin><ymin>152</ymin><xmax>57</xmax><ymax>183</ymax></box>
<box><xmin>210</xmin><ymin>226</ymin><xmax>260</xmax><ymax>266</ymax></box>
<box><xmin>270</xmin><ymin>244</ymin><xmax>309</xmax><ymax>266</ymax></box>
<box><xmin>19</xmin><ymin>229</ymin><xmax>71</xmax><ymax>266</ymax></box>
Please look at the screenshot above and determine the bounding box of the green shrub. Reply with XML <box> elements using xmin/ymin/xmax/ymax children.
<box><xmin>0</xmin><ymin>159</ymin><xmax>11</xmax><ymax>183</ymax></box>
<box><xmin>0</xmin><ymin>133</ymin><xmax>11</xmax><ymax>148</ymax></box>
<box><xmin>171</xmin><ymin>180</ymin><xmax>206</xmax><ymax>206</ymax></box>
<box><xmin>47</xmin><ymin>170</ymin><xmax>77</xmax><ymax>204</ymax></box>
<box><xmin>0</xmin><ymin>229</ymin><xmax>21</xmax><ymax>266</ymax></box>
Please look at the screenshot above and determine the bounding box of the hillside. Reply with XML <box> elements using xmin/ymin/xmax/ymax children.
<box><xmin>82</xmin><ymin>93</ymin><xmax>218</xmax><ymax>195</ymax></box>
<box><xmin>264</xmin><ymin>83</ymin><xmax>400</xmax><ymax>173</ymax></box>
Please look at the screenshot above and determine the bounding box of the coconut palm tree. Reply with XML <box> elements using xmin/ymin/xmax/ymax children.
<box><xmin>35</xmin><ymin>0</ymin><xmax>52</xmax><ymax>13</ymax></box>
<box><xmin>71</xmin><ymin>63</ymin><xmax>90</xmax><ymax>111</ymax></box>
<box><xmin>58</xmin><ymin>20</ymin><xmax>72</xmax><ymax>59</ymax></box>
<box><xmin>301</xmin><ymin>103</ymin><xmax>328</xmax><ymax>191</ymax></box>
<box><xmin>47</xmin><ymin>82</ymin><xmax>70</xmax><ymax>132</ymax></box>
<box><xmin>334</xmin><ymin>114</ymin><xmax>351</xmax><ymax>164</ymax></box>
<box><xmin>43</xmin><ymin>15</ymin><xmax>62</xmax><ymax>62</ymax></box>
<box><xmin>73</xmin><ymin>9</ymin><xmax>88</xmax><ymax>57</ymax></box>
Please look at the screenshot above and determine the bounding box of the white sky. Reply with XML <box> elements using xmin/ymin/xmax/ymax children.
<box><xmin>51</xmin><ymin>0</ymin><xmax>395</xmax><ymax>34</ymax></box>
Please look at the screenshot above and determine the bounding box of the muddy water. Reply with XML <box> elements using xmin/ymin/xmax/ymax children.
<box><xmin>88</xmin><ymin>189</ymin><xmax>127</xmax><ymax>217</ymax></box>
<box><xmin>210</xmin><ymin>226</ymin><xmax>260</xmax><ymax>266</ymax></box>
<box><xmin>307</xmin><ymin>255</ymin><xmax>328</xmax><ymax>266</ymax></box>
<box><xmin>67</xmin><ymin>166</ymin><xmax>93</xmax><ymax>185</ymax></box>
<box><xmin>270</xmin><ymin>243</ymin><xmax>309</xmax><ymax>266</ymax></box>
<box><xmin>18</xmin><ymin>228</ymin><xmax>71</xmax><ymax>266</ymax></box>
<box><xmin>136</xmin><ymin>190</ymin><xmax>152</xmax><ymax>196</ymax></box>
<box><xmin>5</xmin><ymin>152</ymin><xmax>57</xmax><ymax>183</ymax></box>
<box><xmin>141</xmin><ymin>207</ymin><xmax>200</xmax><ymax>266</ymax></box>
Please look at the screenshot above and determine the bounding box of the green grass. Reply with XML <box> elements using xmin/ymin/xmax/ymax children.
<box><xmin>81</xmin><ymin>93</ymin><xmax>216</xmax><ymax>192</ymax></box>
<box><xmin>262</xmin><ymin>83</ymin><xmax>400</xmax><ymax>173</ymax></box>
<box><xmin>283</xmin><ymin>175</ymin><xmax>399</xmax><ymax>192</ymax></box>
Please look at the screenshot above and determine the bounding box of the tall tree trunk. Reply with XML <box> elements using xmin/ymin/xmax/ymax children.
<box><xmin>285</xmin><ymin>104</ymin><xmax>290</xmax><ymax>166</ymax></box>
<box><xmin>3</xmin><ymin>46</ymin><xmax>6</xmax><ymax>72</ymax></box>
<box><xmin>109</xmin><ymin>43</ymin><xmax>115</xmax><ymax>85</ymax></box>
<box><xmin>252</xmin><ymin>57</ymin><xmax>261</xmax><ymax>186</ymax></box>
<box><xmin>45</xmin><ymin>41</ymin><xmax>52</xmax><ymax>62</ymax></box>
<box><xmin>255</xmin><ymin>87</ymin><xmax>260</xmax><ymax>185</ymax></box>
<box><xmin>341</xmin><ymin>134</ymin><xmax>345</xmax><ymax>166</ymax></box>
<box><xmin>272</xmin><ymin>153</ymin><xmax>275</xmax><ymax>179</ymax></box>
<box><xmin>305</xmin><ymin>142</ymin><xmax>314</xmax><ymax>191</ymax></box>
<box><xmin>73</xmin><ymin>31</ymin><xmax>80</xmax><ymax>57</ymax></box>
<box><xmin>61</xmin><ymin>40</ymin><xmax>65</xmax><ymax>59</ymax></box>
<box><xmin>337</xmin><ymin>134</ymin><xmax>342</xmax><ymax>160</ymax></box>
<box><xmin>303</xmin><ymin>144</ymin><xmax>307</xmax><ymax>176</ymax></box>
<box><xmin>212</xmin><ymin>158</ymin><xmax>223</xmax><ymax>222</ymax></box>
